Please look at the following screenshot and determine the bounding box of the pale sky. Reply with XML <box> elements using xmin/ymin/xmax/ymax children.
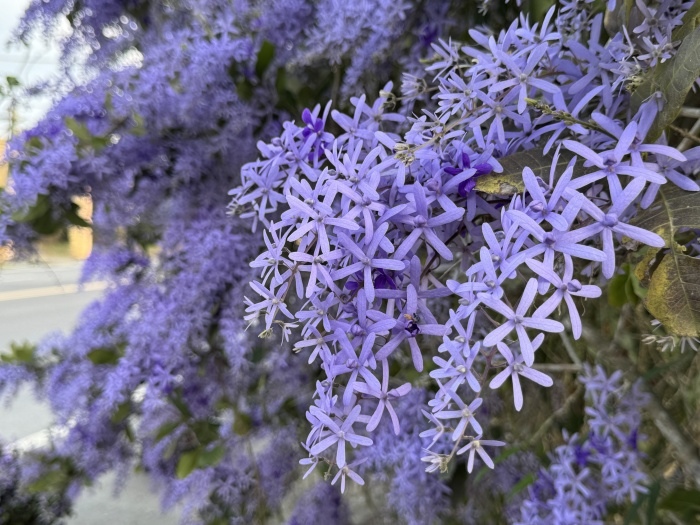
<box><xmin>0</xmin><ymin>0</ymin><xmax>62</xmax><ymax>137</ymax></box>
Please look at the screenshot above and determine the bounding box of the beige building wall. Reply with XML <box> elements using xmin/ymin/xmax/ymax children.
<box><xmin>68</xmin><ymin>195</ymin><xmax>93</xmax><ymax>260</ymax></box>
<box><xmin>0</xmin><ymin>140</ymin><xmax>7</xmax><ymax>188</ymax></box>
<box><xmin>0</xmin><ymin>140</ymin><xmax>10</xmax><ymax>262</ymax></box>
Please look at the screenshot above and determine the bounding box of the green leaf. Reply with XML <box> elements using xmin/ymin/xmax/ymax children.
<box><xmin>170</xmin><ymin>392</ymin><xmax>192</xmax><ymax>418</ymax></box>
<box><xmin>25</xmin><ymin>136</ymin><xmax>44</xmax><ymax>152</ymax></box>
<box><xmin>64</xmin><ymin>117</ymin><xmax>93</xmax><ymax>143</ymax></box>
<box><xmin>630</xmin><ymin>269</ymin><xmax>648</xmax><ymax>300</ymax></box>
<box><xmin>12</xmin><ymin>194</ymin><xmax>65</xmax><ymax>235</ymax></box>
<box><xmin>632</xmin><ymin>186</ymin><xmax>700</xmax><ymax>336</ymax></box>
<box><xmin>26</xmin><ymin>470</ymin><xmax>67</xmax><ymax>493</ymax></box>
<box><xmin>131</xmin><ymin>112</ymin><xmax>146</xmax><ymax>137</ymax></box>
<box><xmin>645</xmin><ymin>250</ymin><xmax>700</xmax><ymax>337</ymax></box>
<box><xmin>475</xmin><ymin>150</ymin><xmax>576</xmax><ymax>196</ymax></box>
<box><xmin>10</xmin><ymin>341</ymin><xmax>36</xmax><ymax>363</ymax></box>
<box><xmin>642</xmin><ymin>350</ymin><xmax>695</xmax><ymax>381</ymax></box>
<box><xmin>634</xmin><ymin>247</ymin><xmax>662</xmax><ymax>287</ymax></box>
<box><xmin>12</xmin><ymin>194</ymin><xmax>51</xmax><ymax>223</ymax></box>
<box><xmin>658</xmin><ymin>488</ymin><xmax>700</xmax><ymax>522</ymax></box>
<box><xmin>631</xmin><ymin>185</ymin><xmax>700</xmax><ymax>247</ymax></box>
<box><xmin>111</xmin><ymin>401</ymin><xmax>132</xmax><ymax>424</ymax></box>
<box><xmin>506</xmin><ymin>472</ymin><xmax>535</xmax><ymax>501</ymax></box>
<box><xmin>255</xmin><ymin>40</ymin><xmax>275</xmax><ymax>79</ymax></box>
<box><xmin>65</xmin><ymin>202</ymin><xmax>92</xmax><ymax>228</ymax></box>
<box><xmin>236</xmin><ymin>79</ymin><xmax>254</xmax><ymax>101</ymax></box>
<box><xmin>5</xmin><ymin>76</ymin><xmax>19</xmax><ymax>87</ymax></box>
<box><xmin>623</xmin><ymin>481</ymin><xmax>660</xmax><ymax>525</ymax></box>
<box><xmin>608</xmin><ymin>273</ymin><xmax>629</xmax><ymax>307</ymax></box>
<box><xmin>232</xmin><ymin>410</ymin><xmax>252</xmax><ymax>436</ymax></box>
<box><xmin>155</xmin><ymin>420</ymin><xmax>181</xmax><ymax>442</ymax></box>
<box><xmin>65</xmin><ymin>117</ymin><xmax>110</xmax><ymax>152</ymax></box>
<box><xmin>190</xmin><ymin>420</ymin><xmax>220</xmax><ymax>445</ymax></box>
<box><xmin>624</xmin><ymin>270</ymin><xmax>639</xmax><ymax>304</ymax></box>
<box><xmin>197</xmin><ymin>445</ymin><xmax>225</xmax><ymax>468</ymax></box>
<box><xmin>631</xmin><ymin>26</ymin><xmax>700</xmax><ymax>141</ymax></box>
<box><xmin>672</xmin><ymin>0</ymin><xmax>700</xmax><ymax>42</ymax></box>
<box><xmin>87</xmin><ymin>348</ymin><xmax>120</xmax><ymax>365</ymax></box>
<box><xmin>603</xmin><ymin>0</ymin><xmax>637</xmax><ymax>36</ymax></box>
<box><xmin>176</xmin><ymin>449</ymin><xmax>200</xmax><ymax>479</ymax></box>
<box><xmin>645</xmin><ymin>481</ymin><xmax>661</xmax><ymax>525</ymax></box>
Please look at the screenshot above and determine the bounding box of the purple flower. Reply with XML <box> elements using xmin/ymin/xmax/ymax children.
<box><xmin>489</xmin><ymin>43</ymin><xmax>561</xmax><ymax>113</ymax></box>
<box><xmin>456</xmin><ymin>435</ymin><xmax>506</xmax><ymax>472</ymax></box>
<box><xmin>419</xmin><ymin>409</ymin><xmax>447</xmax><ymax>448</ymax></box>
<box><xmin>507</xmin><ymin>208</ymin><xmax>607</xmax><ymax>273</ymax></box>
<box><xmin>393</xmin><ymin>182</ymin><xmax>465</xmax><ymax>261</ymax></box>
<box><xmin>330</xmin><ymin>331</ymin><xmax>382</xmax><ymax>406</ymax></box>
<box><xmin>562</xmin><ymin>123</ymin><xmax>666</xmax><ymax>192</ymax></box>
<box><xmin>354</xmin><ymin>360</ymin><xmax>411</xmax><ymax>434</ymax></box>
<box><xmin>245</xmin><ymin>280</ymin><xmax>294</xmax><ymax>329</ymax></box>
<box><xmin>293</xmin><ymin>327</ymin><xmax>335</xmax><ymax>364</ymax></box>
<box><xmin>480</xmin><ymin>278</ymin><xmax>564</xmax><ymax>366</ymax></box>
<box><xmin>433</xmin><ymin>389</ymin><xmax>484</xmax><ymax>440</ymax></box>
<box><xmin>522</xmin><ymin>153</ymin><xmax>575</xmax><ymax>231</ymax></box>
<box><xmin>331</xmin><ymin>460</ymin><xmax>366</xmax><ymax>493</ymax></box>
<box><xmin>528</xmin><ymin>257</ymin><xmax>602</xmax><ymax>338</ymax></box>
<box><xmin>291</xmin><ymin>248</ymin><xmax>344</xmax><ymax>299</ymax></box>
<box><xmin>570</xmin><ymin>177</ymin><xmax>665</xmax><ymax>278</ymax></box>
<box><xmin>309</xmin><ymin>405</ymin><xmax>373</xmax><ymax>468</ymax></box>
<box><xmin>284</xmin><ymin>192</ymin><xmax>359</xmax><ymax>255</ymax></box>
<box><xmin>375</xmin><ymin>284</ymin><xmax>448</xmax><ymax>371</ymax></box>
<box><xmin>432</xmin><ymin>311</ymin><xmax>481</xmax><ymax>393</ymax></box>
<box><xmin>332</xmin><ymin>224</ymin><xmax>405</xmax><ymax>302</ymax></box>
<box><xmin>449</xmin><ymin>246</ymin><xmax>508</xmax><ymax>302</ymax></box>
<box><xmin>489</xmin><ymin>338</ymin><xmax>553</xmax><ymax>411</ymax></box>
<box><xmin>471</xmin><ymin>89</ymin><xmax>530</xmax><ymax>146</ymax></box>
<box><xmin>332</xmin><ymin>289</ymin><xmax>396</xmax><ymax>339</ymax></box>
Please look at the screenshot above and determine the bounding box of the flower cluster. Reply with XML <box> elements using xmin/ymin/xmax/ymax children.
<box><xmin>518</xmin><ymin>366</ymin><xmax>650</xmax><ymax>524</ymax></box>
<box><xmin>1</xmin><ymin>0</ymin><xmax>469</xmax><ymax>522</ymax></box>
<box><xmin>234</xmin><ymin>0</ymin><xmax>698</xmax><ymax>491</ymax></box>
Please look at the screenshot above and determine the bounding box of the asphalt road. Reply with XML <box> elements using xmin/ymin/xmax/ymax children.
<box><xmin>0</xmin><ymin>261</ymin><xmax>178</xmax><ymax>524</ymax></box>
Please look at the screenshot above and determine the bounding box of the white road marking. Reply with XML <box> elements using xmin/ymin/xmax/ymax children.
<box><xmin>8</xmin><ymin>423</ymin><xmax>72</xmax><ymax>452</ymax></box>
<box><xmin>0</xmin><ymin>281</ymin><xmax>108</xmax><ymax>302</ymax></box>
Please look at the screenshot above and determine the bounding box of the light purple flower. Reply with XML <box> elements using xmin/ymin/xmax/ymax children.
<box><xmin>331</xmin><ymin>460</ymin><xmax>367</xmax><ymax>493</ymax></box>
<box><xmin>309</xmin><ymin>405</ymin><xmax>373</xmax><ymax>468</ymax></box>
<box><xmin>332</xmin><ymin>224</ymin><xmax>405</xmax><ymax>302</ymax></box>
<box><xmin>354</xmin><ymin>359</ymin><xmax>411</xmax><ymax>434</ymax></box>
<box><xmin>480</xmin><ymin>278</ymin><xmax>564</xmax><ymax>366</ymax></box>
<box><xmin>375</xmin><ymin>284</ymin><xmax>449</xmax><ymax>371</ymax></box>
<box><xmin>570</xmin><ymin>177</ymin><xmax>665</xmax><ymax>278</ymax></box>
<box><xmin>433</xmin><ymin>389</ymin><xmax>484</xmax><ymax>441</ymax></box>
<box><xmin>489</xmin><ymin>338</ymin><xmax>553</xmax><ymax>411</ymax></box>
<box><xmin>393</xmin><ymin>182</ymin><xmax>465</xmax><ymax>261</ymax></box>
<box><xmin>456</xmin><ymin>434</ymin><xmax>506</xmax><ymax>472</ymax></box>
<box><xmin>528</xmin><ymin>257</ymin><xmax>602</xmax><ymax>338</ymax></box>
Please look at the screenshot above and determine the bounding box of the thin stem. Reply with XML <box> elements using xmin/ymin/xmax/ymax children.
<box><xmin>559</xmin><ymin>330</ymin><xmax>582</xmax><ymax>366</ymax></box>
<box><xmin>534</xmin><ymin>363</ymin><xmax>582</xmax><ymax>372</ymax></box>
<box><xmin>525</xmin><ymin>98</ymin><xmax>618</xmax><ymax>140</ymax></box>
<box><xmin>679</xmin><ymin>107</ymin><xmax>700</xmax><ymax>118</ymax></box>
<box><xmin>676</xmin><ymin>119</ymin><xmax>700</xmax><ymax>151</ymax></box>
<box><xmin>527</xmin><ymin>384</ymin><xmax>584</xmax><ymax>447</ymax></box>
<box><xmin>421</xmin><ymin>229</ymin><xmax>462</xmax><ymax>278</ymax></box>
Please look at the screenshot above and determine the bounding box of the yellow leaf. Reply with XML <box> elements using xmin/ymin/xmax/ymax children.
<box><xmin>645</xmin><ymin>252</ymin><xmax>700</xmax><ymax>337</ymax></box>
